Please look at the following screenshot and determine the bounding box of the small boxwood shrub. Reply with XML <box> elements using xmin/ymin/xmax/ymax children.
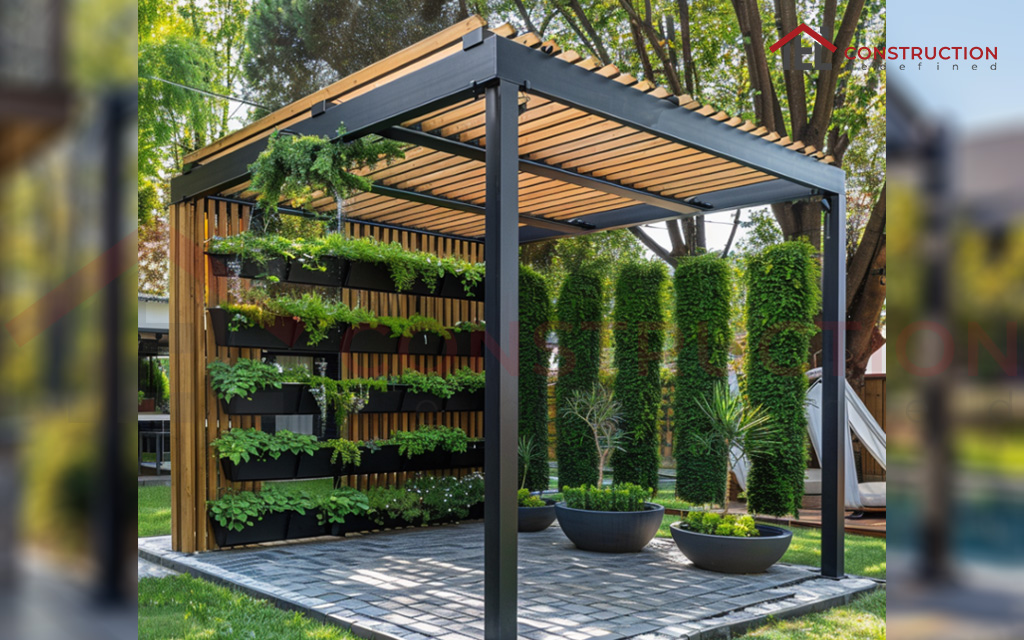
<box><xmin>685</xmin><ymin>511</ymin><xmax>759</xmax><ymax>538</ymax></box>
<box><xmin>562</xmin><ymin>483</ymin><xmax>652</xmax><ymax>512</ymax></box>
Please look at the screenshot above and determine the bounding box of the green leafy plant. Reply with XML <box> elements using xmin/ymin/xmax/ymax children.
<box><xmin>138</xmin><ymin>390</ymin><xmax>146</xmax><ymax>403</ymax></box>
<box><xmin>519</xmin><ymin>266</ymin><xmax>552</xmax><ymax>492</ymax></box>
<box><xmin>206</xmin><ymin>232</ymin><xmax>299</xmax><ymax>265</ymax></box>
<box><xmin>207</xmin><ymin>359</ymin><xmax>283</xmax><ymax>403</ymax></box>
<box><xmin>559</xmin><ymin>384</ymin><xmax>625</xmax><ymax>488</ymax></box>
<box><xmin>323</xmin><ymin>438</ymin><xmax>362</xmax><ymax>466</ymax></box>
<box><xmin>744</xmin><ymin>241</ymin><xmax>820</xmax><ymax>517</ymax></box>
<box><xmin>440</xmin><ymin>255</ymin><xmax>484</xmax><ymax>296</ymax></box>
<box><xmin>451</xmin><ymin>320</ymin><xmax>485</xmax><ymax>333</ymax></box>
<box><xmin>248</xmin><ymin>125</ymin><xmax>404</xmax><ymax>234</ymax></box>
<box><xmin>446</xmin><ymin>366</ymin><xmax>486</xmax><ymax>393</ymax></box>
<box><xmin>612</xmin><ymin>260</ymin><xmax>667</xmax><ymax>491</ymax></box>
<box><xmin>210</xmin><ymin>429</ymin><xmax>318</xmax><ymax>465</ymax></box>
<box><xmin>390</xmin><ymin>425</ymin><xmax>469</xmax><ymax>459</ymax></box>
<box><xmin>365</xmin><ymin>486</ymin><xmax>426</xmax><ymax>526</ymax></box>
<box><xmin>518</xmin><ymin>488</ymin><xmax>546</xmax><ymax>508</ymax></box>
<box><xmin>562</xmin><ymin>483</ymin><xmax>652</xmax><ymax>512</ymax></box>
<box><xmin>518</xmin><ymin>434</ymin><xmax>543</xmax><ymax>491</ymax></box>
<box><xmin>408</xmin><ymin>473</ymin><xmax>485</xmax><ymax>522</ymax></box>
<box><xmin>684</xmin><ymin>511</ymin><xmax>760</xmax><ymax>538</ymax></box>
<box><xmin>673</xmin><ymin>253</ymin><xmax>733</xmax><ymax>506</ymax></box>
<box><xmin>316</xmin><ymin>487</ymin><xmax>371</xmax><ymax>526</ymax></box>
<box><xmin>206</xmin><ymin>486</ymin><xmax>294</xmax><ymax>532</ymax></box>
<box><xmin>393</xmin><ymin>369</ymin><xmax>454</xmax><ymax>398</ymax></box>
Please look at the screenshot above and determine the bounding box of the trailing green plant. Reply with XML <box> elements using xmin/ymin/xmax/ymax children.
<box><xmin>673</xmin><ymin>254</ymin><xmax>733</xmax><ymax>505</ymax></box>
<box><xmin>210</xmin><ymin>429</ymin><xmax>319</xmax><ymax>465</ymax></box>
<box><xmin>207</xmin><ymin>359</ymin><xmax>283</xmax><ymax>403</ymax></box>
<box><xmin>365</xmin><ymin>486</ymin><xmax>426</xmax><ymax>526</ymax></box>
<box><xmin>283</xmin><ymin>368</ymin><xmax>384</xmax><ymax>426</ymax></box>
<box><xmin>248</xmin><ymin>125</ymin><xmax>404</xmax><ymax>234</ymax></box>
<box><xmin>519</xmin><ymin>265</ymin><xmax>552</xmax><ymax>492</ymax></box>
<box><xmin>555</xmin><ymin>264</ymin><xmax>604</xmax><ymax>490</ymax></box>
<box><xmin>611</xmin><ymin>261</ymin><xmax>666</xmax><ymax>491</ymax></box>
<box><xmin>220</xmin><ymin>302</ymin><xmax>281</xmax><ymax>332</ymax></box>
<box><xmin>323</xmin><ymin>438</ymin><xmax>362</xmax><ymax>466</ymax></box>
<box><xmin>684</xmin><ymin>511</ymin><xmax>760</xmax><ymax>538</ymax></box>
<box><xmin>744</xmin><ymin>241</ymin><xmax>820</xmax><ymax>517</ymax></box>
<box><xmin>562</xmin><ymin>483</ymin><xmax>652</xmax><ymax>512</ymax></box>
<box><xmin>440</xmin><ymin>255</ymin><xmax>485</xmax><ymax>296</ymax></box>
<box><xmin>518</xmin><ymin>488</ymin><xmax>546</xmax><ymax>508</ymax></box>
<box><xmin>316</xmin><ymin>487</ymin><xmax>371</xmax><ymax>526</ymax></box>
<box><xmin>390</xmin><ymin>425</ymin><xmax>469</xmax><ymax>459</ymax></box>
<box><xmin>559</xmin><ymin>384</ymin><xmax>624</xmax><ymax>488</ymax></box>
<box><xmin>408</xmin><ymin>473</ymin><xmax>485</xmax><ymax>522</ymax></box>
<box><xmin>393</xmin><ymin>369</ymin><xmax>453</xmax><ymax>398</ymax></box>
<box><xmin>445</xmin><ymin>366</ymin><xmax>486</xmax><ymax>393</ymax></box>
<box><xmin>206</xmin><ymin>232</ymin><xmax>299</xmax><ymax>264</ymax></box>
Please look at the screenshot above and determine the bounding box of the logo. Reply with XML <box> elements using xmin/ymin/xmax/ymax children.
<box><xmin>771</xmin><ymin>23</ymin><xmax>836</xmax><ymax>71</ymax></box>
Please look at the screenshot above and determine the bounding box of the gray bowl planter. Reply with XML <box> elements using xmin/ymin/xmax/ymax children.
<box><xmin>669</xmin><ymin>522</ymin><xmax>793</xmax><ymax>574</ymax></box>
<box><xmin>554</xmin><ymin>502</ymin><xmax>664</xmax><ymax>553</ymax></box>
<box><xmin>518</xmin><ymin>498</ymin><xmax>557</xmax><ymax>532</ymax></box>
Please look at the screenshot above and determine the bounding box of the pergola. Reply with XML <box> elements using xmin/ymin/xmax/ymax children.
<box><xmin>170</xmin><ymin>17</ymin><xmax>848</xmax><ymax>639</ymax></box>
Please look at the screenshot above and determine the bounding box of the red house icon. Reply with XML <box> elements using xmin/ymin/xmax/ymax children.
<box><xmin>771</xmin><ymin>23</ymin><xmax>835</xmax><ymax>71</ymax></box>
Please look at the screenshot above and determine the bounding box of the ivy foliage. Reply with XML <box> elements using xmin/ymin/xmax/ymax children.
<box><xmin>554</xmin><ymin>264</ymin><xmax>603</xmax><ymax>490</ymax></box>
<box><xmin>744</xmin><ymin>241</ymin><xmax>821</xmax><ymax>517</ymax></box>
<box><xmin>519</xmin><ymin>266</ymin><xmax>552</xmax><ymax>492</ymax></box>
<box><xmin>673</xmin><ymin>254</ymin><xmax>733</xmax><ymax>505</ymax></box>
<box><xmin>611</xmin><ymin>261</ymin><xmax>667</xmax><ymax>491</ymax></box>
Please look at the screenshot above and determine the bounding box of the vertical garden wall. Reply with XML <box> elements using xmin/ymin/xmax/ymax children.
<box><xmin>519</xmin><ymin>265</ymin><xmax>552</xmax><ymax>492</ymax></box>
<box><xmin>744</xmin><ymin>241</ymin><xmax>820</xmax><ymax>516</ymax></box>
<box><xmin>554</xmin><ymin>264</ymin><xmax>603</xmax><ymax>490</ymax></box>
<box><xmin>673</xmin><ymin>254</ymin><xmax>732</xmax><ymax>504</ymax></box>
<box><xmin>611</xmin><ymin>261</ymin><xmax>666</xmax><ymax>490</ymax></box>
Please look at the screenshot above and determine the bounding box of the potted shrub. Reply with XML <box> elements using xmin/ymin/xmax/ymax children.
<box><xmin>553</xmin><ymin>385</ymin><xmax>664</xmax><ymax>552</ymax></box>
<box><xmin>517</xmin><ymin>436</ymin><xmax>556</xmax><ymax>532</ymax></box>
<box><xmin>208</xmin><ymin>488</ymin><xmax>291</xmax><ymax>547</ymax></box>
<box><xmin>669</xmin><ymin>383</ymin><xmax>792</xmax><ymax>572</ymax></box>
<box><xmin>391</xmin><ymin>425</ymin><xmax>468</xmax><ymax>471</ymax></box>
<box><xmin>317</xmin><ymin>487</ymin><xmax>371</xmax><ymax>536</ymax></box>
<box><xmin>138</xmin><ymin>391</ymin><xmax>155</xmax><ymax>413</ymax></box>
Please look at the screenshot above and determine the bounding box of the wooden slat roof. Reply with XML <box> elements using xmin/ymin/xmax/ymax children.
<box><xmin>184</xmin><ymin>16</ymin><xmax>838</xmax><ymax>240</ymax></box>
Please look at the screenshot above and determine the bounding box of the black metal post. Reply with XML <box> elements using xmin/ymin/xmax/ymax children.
<box><xmin>821</xmin><ymin>192</ymin><xmax>847</xmax><ymax>578</ymax></box>
<box><xmin>483</xmin><ymin>78</ymin><xmax>519</xmax><ymax>638</ymax></box>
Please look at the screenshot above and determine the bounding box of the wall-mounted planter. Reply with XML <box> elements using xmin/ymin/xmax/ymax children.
<box><xmin>285</xmin><ymin>511</ymin><xmax>327</xmax><ymax>540</ymax></box>
<box><xmin>344</xmin><ymin>261</ymin><xmax>394</xmax><ymax>292</ymax></box>
<box><xmin>220</xmin><ymin>453</ymin><xmax>300</xmax><ymax>482</ymax></box>
<box><xmin>400</xmin><ymin>390</ymin><xmax>445</xmax><ymax>413</ymax></box>
<box><xmin>439</xmin><ymin>273</ymin><xmax>483</xmax><ymax>300</ymax></box>
<box><xmin>212</xmin><ymin>511</ymin><xmax>289</xmax><ymax>548</ymax></box>
<box><xmin>361</xmin><ymin>386</ymin><xmax>406</xmax><ymax>413</ymax></box>
<box><xmin>353</xmin><ymin>444</ymin><xmax>403</xmax><ymax>474</ymax></box>
<box><xmin>442</xmin><ymin>331</ymin><xmax>485</xmax><ymax>357</ymax></box>
<box><xmin>341</xmin><ymin>323</ymin><xmax>400</xmax><ymax>354</ymax></box>
<box><xmin>290</xmin><ymin>327</ymin><xmax>342</xmax><ymax>353</ymax></box>
<box><xmin>209</xmin><ymin>308</ymin><xmax>302</xmax><ymax>350</ymax></box>
<box><xmin>220</xmin><ymin>384</ymin><xmax>318</xmax><ymax>415</ymax></box>
<box><xmin>402</xmin><ymin>449</ymin><xmax>452</xmax><ymax>472</ymax></box>
<box><xmin>295</xmin><ymin>448</ymin><xmax>336</xmax><ymax>479</ymax></box>
<box><xmin>398</xmin><ymin>331</ymin><xmax>444</xmax><ymax>356</ymax></box>
<box><xmin>450</xmin><ymin>441</ymin><xmax>485</xmax><ymax>468</ymax></box>
<box><xmin>286</xmin><ymin>256</ymin><xmax>349</xmax><ymax>286</ymax></box>
<box><xmin>445</xmin><ymin>390</ymin><xmax>485</xmax><ymax>412</ymax></box>
<box><xmin>208</xmin><ymin>254</ymin><xmax>287</xmax><ymax>281</ymax></box>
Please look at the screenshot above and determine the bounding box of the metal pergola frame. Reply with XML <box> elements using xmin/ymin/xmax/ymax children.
<box><xmin>171</xmin><ymin>27</ymin><xmax>848</xmax><ymax>640</ymax></box>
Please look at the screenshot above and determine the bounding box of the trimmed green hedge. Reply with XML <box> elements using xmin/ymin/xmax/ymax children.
<box><xmin>744</xmin><ymin>241</ymin><xmax>821</xmax><ymax>516</ymax></box>
<box><xmin>673</xmin><ymin>254</ymin><xmax>733</xmax><ymax>504</ymax></box>
<box><xmin>555</xmin><ymin>264</ymin><xmax>603</xmax><ymax>490</ymax></box>
<box><xmin>611</xmin><ymin>261</ymin><xmax>666</xmax><ymax>490</ymax></box>
<box><xmin>519</xmin><ymin>266</ymin><xmax>552</xmax><ymax>492</ymax></box>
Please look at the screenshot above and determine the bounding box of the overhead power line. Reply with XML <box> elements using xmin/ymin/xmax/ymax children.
<box><xmin>141</xmin><ymin>76</ymin><xmax>269</xmax><ymax>110</ymax></box>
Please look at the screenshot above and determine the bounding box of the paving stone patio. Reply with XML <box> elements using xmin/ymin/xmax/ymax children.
<box><xmin>139</xmin><ymin>522</ymin><xmax>878</xmax><ymax>640</ymax></box>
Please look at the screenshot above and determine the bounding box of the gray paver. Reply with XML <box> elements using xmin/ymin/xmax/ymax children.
<box><xmin>139</xmin><ymin>522</ymin><xmax>878</xmax><ymax>639</ymax></box>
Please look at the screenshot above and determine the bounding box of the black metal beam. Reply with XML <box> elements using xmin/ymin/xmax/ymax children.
<box><xmin>821</xmin><ymin>192</ymin><xmax>847</xmax><ymax>579</ymax></box>
<box><xmin>483</xmin><ymin>78</ymin><xmax>519</xmax><ymax>639</ymax></box>
<box><xmin>384</xmin><ymin>126</ymin><xmax>700</xmax><ymax>217</ymax></box>
<box><xmin>491</xmin><ymin>35</ymin><xmax>845</xmax><ymax>194</ymax></box>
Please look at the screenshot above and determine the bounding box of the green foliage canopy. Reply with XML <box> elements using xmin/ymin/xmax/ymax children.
<box><xmin>519</xmin><ymin>265</ymin><xmax>552</xmax><ymax>491</ymax></box>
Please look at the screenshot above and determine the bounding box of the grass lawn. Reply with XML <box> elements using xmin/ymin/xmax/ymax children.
<box><xmin>740</xmin><ymin>589</ymin><xmax>885</xmax><ymax>640</ymax></box>
<box><xmin>139</xmin><ymin>573</ymin><xmax>357</xmax><ymax>640</ymax></box>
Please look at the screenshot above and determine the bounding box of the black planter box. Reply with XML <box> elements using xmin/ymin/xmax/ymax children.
<box><xmin>451</xmin><ymin>441</ymin><xmax>485</xmax><ymax>468</ymax></box>
<box><xmin>286</xmin><ymin>256</ymin><xmax>349</xmax><ymax>286</ymax></box>
<box><xmin>402</xmin><ymin>449</ymin><xmax>452</xmax><ymax>472</ymax></box>
<box><xmin>212</xmin><ymin>511</ymin><xmax>289</xmax><ymax>547</ymax></box>
<box><xmin>441</xmin><ymin>331</ymin><xmax>485</xmax><ymax>357</ymax></box>
<box><xmin>398</xmin><ymin>331</ymin><xmax>444</xmax><ymax>356</ymax></box>
<box><xmin>439</xmin><ymin>273</ymin><xmax>484</xmax><ymax>300</ymax></box>
<box><xmin>353</xmin><ymin>444</ymin><xmax>403</xmax><ymax>474</ymax></box>
<box><xmin>400</xmin><ymin>391</ymin><xmax>445</xmax><ymax>413</ymax></box>
<box><xmin>208</xmin><ymin>254</ymin><xmax>287</xmax><ymax>281</ymax></box>
<box><xmin>290</xmin><ymin>326</ymin><xmax>342</xmax><ymax>353</ymax></box>
<box><xmin>220</xmin><ymin>452</ymin><xmax>300</xmax><ymax>482</ymax></box>
<box><xmin>209</xmin><ymin>308</ymin><xmax>302</xmax><ymax>350</ymax></box>
<box><xmin>362</xmin><ymin>386</ymin><xmax>405</xmax><ymax>413</ymax></box>
<box><xmin>341</xmin><ymin>324</ymin><xmax>400</xmax><ymax>354</ymax></box>
<box><xmin>295</xmin><ymin>448</ymin><xmax>336</xmax><ymax>479</ymax></box>
<box><xmin>294</xmin><ymin>386</ymin><xmax>323</xmax><ymax>415</ymax></box>
<box><xmin>220</xmin><ymin>384</ymin><xmax>318</xmax><ymax>416</ymax></box>
<box><xmin>445</xmin><ymin>390</ymin><xmax>485</xmax><ymax>412</ymax></box>
<box><xmin>345</xmin><ymin>261</ymin><xmax>395</xmax><ymax>292</ymax></box>
<box><xmin>286</xmin><ymin>511</ymin><xmax>327</xmax><ymax>540</ymax></box>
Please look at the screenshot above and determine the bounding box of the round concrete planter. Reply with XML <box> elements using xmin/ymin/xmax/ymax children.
<box><xmin>669</xmin><ymin>522</ymin><xmax>793</xmax><ymax>574</ymax></box>
<box><xmin>554</xmin><ymin>502</ymin><xmax>664</xmax><ymax>553</ymax></box>
<box><xmin>518</xmin><ymin>499</ymin><xmax>557</xmax><ymax>532</ymax></box>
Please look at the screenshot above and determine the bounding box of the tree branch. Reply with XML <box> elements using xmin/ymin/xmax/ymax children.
<box><xmin>568</xmin><ymin>0</ymin><xmax>613</xmax><ymax>65</ymax></box>
<box><xmin>774</xmin><ymin>0</ymin><xmax>807</xmax><ymax>139</ymax></box>
<box><xmin>619</xmin><ymin>0</ymin><xmax>684</xmax><ymax>95</ymax></box>
<box><xmin>721</xmin><ymin>209</ymin><xmax>742</xmax><ymax>258</ymax></box>
<box><xmin>630</xmin><ymin>226</ymin><xmax>678</xmax><ymax>268</ymax></box>
<box><xmin>806</xmin><ymin>0</ymin><xmax>866</xmax><ymax>145</ymax></box>
<box><xmin>513</xmin><ymin>0</ymin><xmax>540</xmax><ymax>36</ymax></box>
<box><xmin>847</xmin><ymin>183</ymin><xmax>886</xmax><ymax>308</ymax></box>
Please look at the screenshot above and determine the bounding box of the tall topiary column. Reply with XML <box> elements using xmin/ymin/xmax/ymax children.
<box><xmin>555</xmin><ymin>264</ymin><xmax>603</xmax><ymax>490</ymax></box>
<box><xmin>612</xmin><ymin>261</ymin><xmax>667</xmax><ymax>491</ymax></box>
<box><xmin>673</xmin><ymin>254</ymin><xmax>732</xmax><ymax>504</ymax></box>
<box><xmin>744</xmin><ymin>241</ymin><xmax>820</xmax><ymax>516</ymax></box>
<box><xmin>519</xmin><ymin>265</ymin><xmax>552</xmax><ymax>492</ymax></box>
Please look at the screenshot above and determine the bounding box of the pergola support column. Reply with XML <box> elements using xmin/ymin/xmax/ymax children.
<box><xmin>821</xmin><ymin>192</ymin><xmax>847</xmax><ymax>579</ymax></box>
<box><xmin>483</xmin><ymin>78</ymin><xmax>519</xmax><ymax>639</ymax></box>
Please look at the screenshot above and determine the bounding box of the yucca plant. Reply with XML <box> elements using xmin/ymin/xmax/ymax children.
<box><xmin>559</xmin><ymin>384</ymin><xmax>625</xmax><ymax>488</ymax></box>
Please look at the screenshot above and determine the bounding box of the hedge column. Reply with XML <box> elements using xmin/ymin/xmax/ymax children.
<box><xmin>519</xmin><ymin>265</ymin><xmax>552</xmax><ymax>492</ymax></box>
<box><xmin>744</xmin><ymin>241</ymin><xmax>821</xmax><ymax>517</ymax></box>
<box><xmin>612</xmin><ymin>261</ymin><xmax>667</xmax><ymax>490</ymax></box>
<box><xmin>555</xmin><ymin>264</ymin><xmax>603</xmax><ymax>490</ymax></box>
<box><xmin>673</xmin><ymin>254</ymin><xmax>732</xmax><ymax>504</ymax></box>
